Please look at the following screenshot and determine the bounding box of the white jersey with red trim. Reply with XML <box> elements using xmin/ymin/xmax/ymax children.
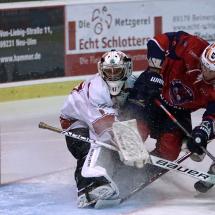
<box><xmin>60</xmin><ymin>73</ymin><xmax>135</xmax><ymax>142</ymax></box>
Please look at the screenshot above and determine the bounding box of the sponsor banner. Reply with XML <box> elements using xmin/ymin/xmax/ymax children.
<box><xmin>65</xmin><ymin>0</ymin><xmax>215</xmax><ymax>76</ymax></box>
<box><xmin>0</xmin><ymin>6</ymin><xmax>64</xmax><ymax>83</ymax></box>
<box><xmin>65</xmin><ymin>49</ymin><xmax>147</xmax><ymax>76</ymax></box>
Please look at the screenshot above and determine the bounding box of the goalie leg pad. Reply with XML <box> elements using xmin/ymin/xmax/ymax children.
<box><xmin>81</xmin><ymin>146</ymin><xmax>120</xmax><ymax>205</ymax></box>
<box><xmin>81</xmin><ymin>146</ymin><xmax>170</xmax><ymax>208</ymax></box>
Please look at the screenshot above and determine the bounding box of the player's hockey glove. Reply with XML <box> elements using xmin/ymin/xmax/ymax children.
<box><xmin>132</xmin><ymin>70</ymin><xmax>164</xmax><ymax>106</ymax></box>
<box><xmin>187</xmin><ymin>121</ymin><xmax>211</xmax><ymax>155</ymax></box>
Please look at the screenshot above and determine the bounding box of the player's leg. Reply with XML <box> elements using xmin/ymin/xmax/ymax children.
<box><xmin>152</xmin><ymin>129</ymin><xmax>184</xmax><ymax>160</ymax></box>
<box><xmin>151</xmin><ymin>107</ymin><xmax>192</xmax><ymax>161</ymax></box>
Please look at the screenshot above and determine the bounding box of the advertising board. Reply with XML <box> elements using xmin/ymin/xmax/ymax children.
<box><xmin>65</xmin><ymin>0</ymin><xmax>215</xmax><ymax>76</ymax></box>
<box><xmin>0</xmin><ymin>6</ymin><xmax>64</xmax><ymax>82</ymax></box>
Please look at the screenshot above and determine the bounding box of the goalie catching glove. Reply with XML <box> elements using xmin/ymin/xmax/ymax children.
<box><xmin>112</xmin><ymin>119</ymin><xmax>149</xmax><ymax>168</ymax></box>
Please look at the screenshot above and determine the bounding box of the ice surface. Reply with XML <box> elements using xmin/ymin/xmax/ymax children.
<box><xmin>1</xmin><ymin>167</ymin><xmax>215</xmax><ymax>215</ymax></box>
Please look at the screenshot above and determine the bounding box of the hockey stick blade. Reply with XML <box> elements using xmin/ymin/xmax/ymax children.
<box><xmin>150</xmin><ymin>155</ymin><xmax>215</xmax><ymax>184</ymax></box>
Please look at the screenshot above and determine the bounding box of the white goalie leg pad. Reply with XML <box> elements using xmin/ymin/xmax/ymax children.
<box><xmin>81</xmin><ymin>146</ymin><xmax>120</xmax><ymax>204</ymax></box>
<box><xmin>112</xmin><ymin>119</ymin><xmax>149</xmax><ymax>168</ymax></box>
<box><xmin>82</xmin><ymin>147</ymin><xmax>106</xmax><ymax>178</ymax></box>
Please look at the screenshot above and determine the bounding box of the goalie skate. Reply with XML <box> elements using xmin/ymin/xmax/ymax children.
<box><xmin>78</xmin><ymin>184</ymin><xmax>117</xmax><ymax>208</ymax></box>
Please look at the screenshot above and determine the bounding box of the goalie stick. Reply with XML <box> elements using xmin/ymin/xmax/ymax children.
<box><xmin>39</xmin><ymin>122</ymin><xmax>215</xmax><ymax>184</ymax></box>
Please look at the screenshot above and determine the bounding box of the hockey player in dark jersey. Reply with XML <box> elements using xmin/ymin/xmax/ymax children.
<box><xmin>123</xmin><ymin>31</ymin><xmax>215</xmax><ymax>193</ymax></box>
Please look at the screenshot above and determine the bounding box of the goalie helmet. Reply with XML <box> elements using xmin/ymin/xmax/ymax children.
<box><xmin>98</xmin><ymin>50</ymin><xmax>133</xmax><ymax>96</ymax></box>
<box><xmin>200</xmin><ymin>43</ymin><xmax>215</xmax><ymax>85</ymax></box>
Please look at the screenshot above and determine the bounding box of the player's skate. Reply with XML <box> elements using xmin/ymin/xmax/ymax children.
<box><xmin>77</xmin><ymin>179</ymin><xmax>117</xmax><ymax>208</ymax></box>
<box><xmin>194</xmin><ymin>162</ymin><xmax>215</xmax><ymax>193</ymax></box>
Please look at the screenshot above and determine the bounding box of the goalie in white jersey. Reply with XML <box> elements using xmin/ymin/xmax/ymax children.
<box><xmin>59</xmin><ymin>50</ymin><xmax>148</xmax><ymax>208</ymax></box>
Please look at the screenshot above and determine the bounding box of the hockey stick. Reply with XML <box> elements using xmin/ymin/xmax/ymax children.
<box><xmin>154</xmin><ymin>99</ymin><xmax>215</xmax><ymax>162</ymax></box>
<box><xmin>38</xmin><ymin>122</ymin><xmax>215</xmax><ymax>183</ymax></box>
<box><xmin>38</xmin><ymin>122</ymin><xmax>118</xmax><ymax>152</ymax></box>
